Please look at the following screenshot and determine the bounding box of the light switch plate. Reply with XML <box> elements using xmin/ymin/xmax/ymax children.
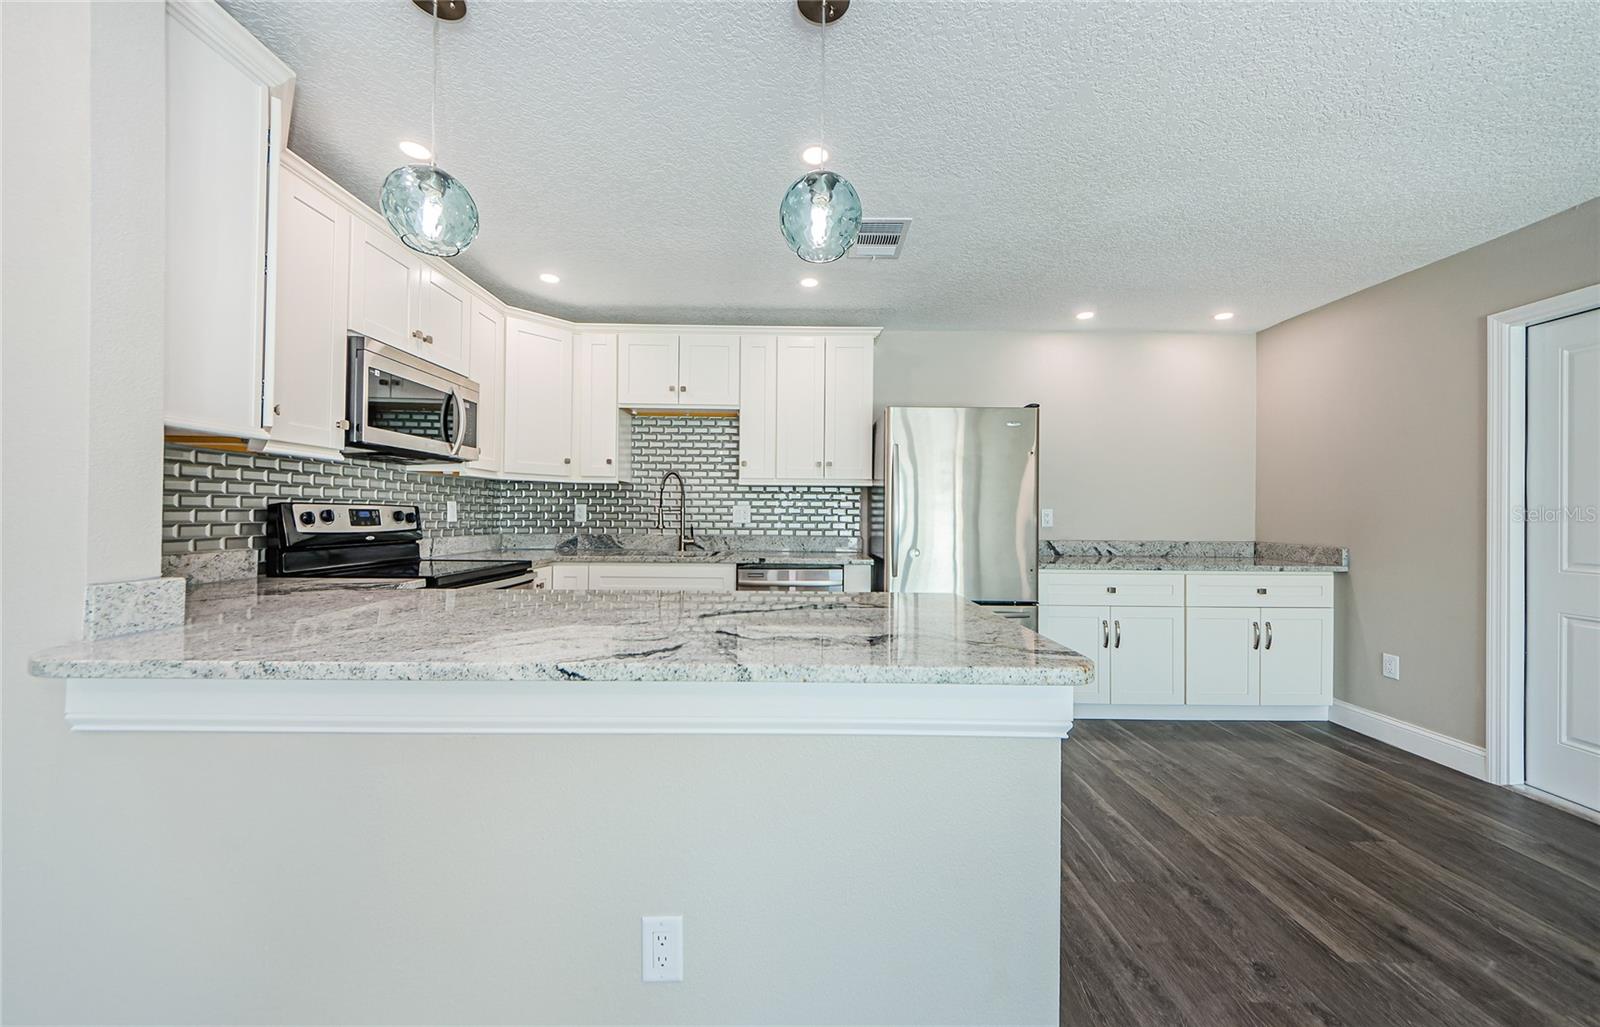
<box><xmin>575</xmin><ymin>502</ymin><xmax>588</xmax><ymax>524</ymax></box>
<box><xmin>1382</xmin><ymin>653</ymin><xmax>1400</xmax><ymax>680</ymax></box>
<box><xmin>445</xmin><ymin>500</ymin><xmax>458</xmax><ymax>523</ymax></box>
<box><xmin>731</xmin><ymin>501</ymin><xmax>752</xmax><ymax>527</ymax></box>
<box><xmin>1041</xmin><ymin>508</ymin><xmax>1054</xmax><ymax>529</ymax></box>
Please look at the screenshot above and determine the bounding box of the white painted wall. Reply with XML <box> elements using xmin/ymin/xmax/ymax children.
<box><xmin>875</xmin><ymin>330</ymin><xmax>1258</xmax><ymax>540</ymax></box>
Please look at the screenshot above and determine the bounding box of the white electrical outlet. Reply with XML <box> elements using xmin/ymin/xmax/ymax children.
<box><xmin>575</xmin><ymin>502</ymin><xmax>588</xmax><ymax>524</ymax></box>
<box><xmin>1041</xmin><ymin>508</ymin><xmax>1055</xmax><ymax>529</ymax></box>
<box><xmin>731</xmin><ymin>501</ymin><xmax>752</xmax><ymax>527</ymax></box>
<box><xmin>445</xmin><ymin>500</ymin><xmax>459</xmax><ymax>523</ymax></box>
<box><xmin>642</xmin><ymin>916</ymin><xmax>683</xmax><ymax>982</ymax></box>
<box><xmin>1382</xmin><ymin>653</ymin><xmax>1401</xmax><ymax>680</ymax></box>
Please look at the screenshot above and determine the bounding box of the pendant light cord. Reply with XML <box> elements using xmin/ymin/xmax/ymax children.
<box><xmin>429</xmin><ymin>0</ymin><xmax>439</xmax><ymax>167</ymax></box>
<box><xmin>818</xmin><ymin>2</ymin><xmax>827</xmax><ymax>167</ymax></box>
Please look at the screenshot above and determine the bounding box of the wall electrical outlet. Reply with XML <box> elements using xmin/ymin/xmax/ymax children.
<box><xmin>445</xmin><ymin>500</ymin><xmax>459</xmax><ymax>524</ymax></box>
<box><xmin>1382</xmin><ymin>653</ymin><xmax>1401</xmax><ymax>680</ymax></box>
<box><xmin>574</xmin><ymin>502</ymin><xmax>588</xmax><ymax>524</ymax></box>
<box><xmin>1041</xmin><ymin>508</ymin><xmax>1055</xmax><ymax>529</ymax></box>
<box><xmin>641</xmin><ymin>915</ymin><xmax>683</xmax><ymax>982</ymax></box>
<box><xmin>731</xmin><ymin>501</ymin><xmax>752</xmax><ymax>527</ymax></box>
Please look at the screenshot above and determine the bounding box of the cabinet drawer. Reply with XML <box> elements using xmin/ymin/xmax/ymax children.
<box><xmin>1039</xmin><ymin>572</ymin><xmax>1185</xmax><ymax>607</ymax></box>
<box><xmin>552</xmin><ymin>564</ymin><xmax>590</xmax><ymax>591</ymax></box>
<box><xmin>587</xmin><ymin>563</ymin><xmax>736</xmax><ymax>592</ymax></box>
<box><xmin>1185</xmin><ymin>573</ymin><xmax>1335</xmax><ymax>609</ymax></box>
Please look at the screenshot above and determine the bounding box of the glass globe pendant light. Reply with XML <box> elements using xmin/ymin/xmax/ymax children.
<box><xmin>779</xmin><ymin>1</ymin><xmax>861</xmax><ymax>263</ymax></box>
<box><xmin>382</xmin><ymin>0</ymin><xmax>479</xmax><ymax>257</ymax></box>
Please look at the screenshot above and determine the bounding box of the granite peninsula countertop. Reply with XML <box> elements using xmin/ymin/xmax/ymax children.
<box><xmin>31</xmin><ymin>587</ymin><xmax>1092</xmax><ymax>687</ymax></box>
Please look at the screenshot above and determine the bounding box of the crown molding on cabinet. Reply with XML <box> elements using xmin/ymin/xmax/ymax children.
<box><xmin>166</xmin><ymin>1</ymin><xmax>296</xmax><ymax>133</ymax></box>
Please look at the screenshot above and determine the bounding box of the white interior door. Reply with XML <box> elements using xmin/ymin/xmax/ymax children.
<box><xmin>1526</xmin><ymin>307</ymin><xmax>1600</xmax><ymax>811</ymax></box>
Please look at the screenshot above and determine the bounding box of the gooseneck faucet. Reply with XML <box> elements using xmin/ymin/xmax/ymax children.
<box><xmin>656</xmin><ymin>471</ymin><xmax>699</xmax><ymax>554</ymax></box>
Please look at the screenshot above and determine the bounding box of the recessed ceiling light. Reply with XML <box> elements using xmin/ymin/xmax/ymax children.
<box><xmin>800</xmin><ymin>277</ymin><xmax>819</xmax><ymax>288</ymax></box>
<box><xmin>398</xmin><ymin>140</ymin><xmax>432</xmax><ymax>161</ymax></box>
<box><xmin>1213</xmin><ymin>311</ymin><xmax>1235</xmax><ymax>321</ymax></box>
<box><xmin>801</xmin><ymin>145</ymin><xmax>830</xmax><ymax>167</ymax></box>
<box><xmin>1075</xmin><ymin>310</ymin><xmax>1096</xmax><ymax>321</ymax></box>
<box><xmin>539</xmin><ymin>273</ymin><xmax>561</xmax><ymax>284</ymax></box>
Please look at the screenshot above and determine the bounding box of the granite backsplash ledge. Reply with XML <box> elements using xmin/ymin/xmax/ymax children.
<box><xmin>1041</xmin><ymin>539</ymin><xmax>1349</xmax><ymax>569</ymax></box>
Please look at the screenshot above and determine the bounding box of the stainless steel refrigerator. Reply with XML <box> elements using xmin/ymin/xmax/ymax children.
<box><xmin>870</xmin><ymin>406</ymin><xmax>1040</xmax><ymax>627</ymax></box>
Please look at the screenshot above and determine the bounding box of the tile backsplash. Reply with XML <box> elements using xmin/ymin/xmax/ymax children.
<box><xmin>163</xmin><ymin>416</ymin><xmax>864</xmax><ymax>560</ymax></box>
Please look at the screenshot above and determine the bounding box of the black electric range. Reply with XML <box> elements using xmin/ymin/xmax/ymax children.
<box><xmin>264</xmin><ymin>502</ymin><xmax>532</xmax><ymax>590</ymax></box>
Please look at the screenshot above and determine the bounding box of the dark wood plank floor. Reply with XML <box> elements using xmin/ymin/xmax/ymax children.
<box><xmin>1061</xmin><ymin>721</ymin><xmax>1600</xmax><ymax>1027</ymax></box>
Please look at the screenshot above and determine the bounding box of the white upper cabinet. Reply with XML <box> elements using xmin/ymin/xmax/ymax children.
<box><xmin>744</xmin><ymin>333</ymin><xmax>876</xmax><ymax>484</ymax></box>
<box><xmin>823</xmin><ymin>336</ymin><xmax>874</xmax><ymax>480</ymax></box>
<box><xmin>164</xmin><ymin>1</ymin><xmax>293</xmax><ymax>439</ymax></box>
<box><xmin>616</xmin><ymin>331</ymin><xmax>741</xmax><ymax>409</ymax></box>
<box><xmin>617</xmin><ymin>332</ymin><xmax>681</xmax><ymax>406</ymax></box>
<box><xmin>503</xmin><ymin>319</ymin><xmax>574</xmax><ymax>479</ymax></box>
<box><xmin>348</xmin><ymin>221</ymin><xmax>418</xmax><ymax>352</ymax></box>
<box><xmin>465</xmin><ymin>297</ymin><xmax>505</xmax><ymax>473</ymax></box>
<box><xmin>263</xmin><ymin>164</ymin><xmax>348</xmax><ymax>455</ymax></box>
<box><xmin>348</xmin><ymin>221</ymin><xmax>470</xmax><ymax>373</ymax></box>
<box><xmin>738</xmin><ymin>336</ymin><xmax>778</xmax><ymax>482</ymax></box>
<box><xmin>678</xmin><ymin>334</ymin><xmax>741</xmax><ymax>407</ymax></box>
<box><xmin>417</xmin><ymin>268</ymin><xmax>469</xmax><ymax>371</ymax></box>
<box><xmin>774</xmin><ymin>335</ymin><xmax>829</xmax><ymax>479</ymax></box>
<box><xmin>574</xmin><ymin>332</ymin><xmax>626</xmax><ymax>481</ymax></box>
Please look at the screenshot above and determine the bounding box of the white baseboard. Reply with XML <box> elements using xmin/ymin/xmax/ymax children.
<box><xmin>1073</xmin><ymin>704</ymin><xmax>1329</xmax><ymax>721</ymax></box>
<box><xmin>1328</xmin><ymin>700</ymin><xmax>1488</xmax><ymax>780</ymax></box>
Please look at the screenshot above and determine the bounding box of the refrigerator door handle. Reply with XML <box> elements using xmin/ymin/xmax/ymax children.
<box><xmin>890</xmin><ymin>442</ymin><xmax>901</xmax><ymax>581</ymax></box>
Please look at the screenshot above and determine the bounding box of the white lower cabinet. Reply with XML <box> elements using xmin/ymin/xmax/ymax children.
<box><xmin>1037</xmin><ymin>604</ymin><xmax>1183</xmax><ymax>705</ymax></box>
<box><xmin>552</xmin><ymin>565</ymin><xmax>590</xmax><ymax>591</ymax></box>
<box><xmin>1038</xmin><ymin>606</ymin><xmax>1109</xmax><ymax>704</ymax></box>
<box><xmin>1040</xmin><ymin>571</ymin><xmax>1336</xmax><ymax>712</ymax></box>
<box><xmin>1258</xmin><ymin>607</ymin><xmax>1334</xmax><ymax>705</ymax></box>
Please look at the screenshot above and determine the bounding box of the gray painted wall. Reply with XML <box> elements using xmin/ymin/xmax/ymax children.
<box><xmin>1256</xmin><ymin>198</ymin><xmax>1600</xmax><ymax>745</ymax></box>
<box><xmin>874</xmin><ymin>330</ymin><xmax>1258</xmax><ymax>541</ymax></box>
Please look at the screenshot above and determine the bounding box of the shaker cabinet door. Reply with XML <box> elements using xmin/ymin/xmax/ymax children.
<box><xmin>349</xmin><ymin>222</ymin><xmax>419</xmax><ymax>351</ymax></box>
<box><xmin>774</xmin><ymin>335</ymin><xmax>828</xmax><ymax>479</ymax></box>
<box><xmin>617</xmin><ymin>332</ymin><xmax>680</xmax><ymax>406</ymax></box>
<box><xmin>1038</xmin><ymin>605</ymin><xmax>1110</xmax><ymax>705</ymax></box>
<box><xmin>266</xmin><ymin>168</ymin><xmax>348</xmax><ymax>452</ymax></box>
<box><xmin>1106</xmin><ymin>607</ymin><xmax>1186</xmax><ymax>705</ymax></box>
<box><xmin>823</xmin><ymin>335</ymin><xmax>875</xmax><ymax>480</ymax></box>
<box><xmin>678</xmin><ymin>334</ymin><xmax>741</xmax><ymax>408</ymax></box>
<box><xmin>503</xmin><ymin>320</ymin><xmax>573</xmax><ymax>479</ymax></box>
<box><xmin>1258</xmin><ymin>607</ymin><xmax>1335</xmax><ymax>706</ymax></box>
<box><xmin>1185</xmin><ymin>607</ymin><xmax>1261</xmax><ymax>705</ymax></box>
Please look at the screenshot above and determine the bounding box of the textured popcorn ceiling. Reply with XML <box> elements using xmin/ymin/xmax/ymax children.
<box><xmin>221</xmin><ymin>1</ymin><xmax>1599</xmax><ymax>331</ymax></box>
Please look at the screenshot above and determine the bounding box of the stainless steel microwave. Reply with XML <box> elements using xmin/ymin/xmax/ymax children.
<box><xmin>345</xmin><ymin>334</ymin><xmax>480</xmax><ymax>462</ymax></box>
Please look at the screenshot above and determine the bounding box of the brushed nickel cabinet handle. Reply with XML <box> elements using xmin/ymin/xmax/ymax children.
<box><xmin>272</xmin><ymin>403</ymin><xmax>281</xmax><ymax>415</ymax></box>
<box><xmin>1113</xmin><ymin>620</ymin><xmax>1121</xmax><ymax>649</ymax></box>
<box><xmin>1106</xmin><ymin>586</ymin><xmax>1117</xmax><ymax>594</ymax></box>
<box><xmin>1101</xmin><ymin>620</ymin><xmax>1109</xmax><ymax>649</ymax></box>
<box><xmin>1257</xmin><ymin>587</ymin><xmax>1268</xmax><ymax>595</ymax></box>
<box><xmin>679</xmin><ymin>385</ymin><xmax>686</xmax><ymax>392</ymax></box>
<box><xmin>668</xmin><ymin>385</ymin><xmax>677</xmax><ymax>392</ymax></box>
<box><xmin>1252</xmin><ymin>622</ymin><xmax>1261</xmax><ymax>650</ymax></box>
<box><xmin>740</xmin><ymin>459</ymin><xmax>748</xmax><ymax>467</ymax></box>
<box><xmin>563</xmin><ymin>457</ymin><xmax>571</xmax><ymax>464</ymax></box>
<box><xmin>1265</xmin><ymin>621</ymin><xmax>1273</xmax><ymax>650</ymax></box>
<box><xmin>337</xmin><ymin>418</ymin><xmax>352</xmax><ymax>430</ymax></box>
<box><xmin>411</xmin><ymin>329</ymin><xmax>425</xmax><ymax>340</ymax></box>
<box><xmin>606</xmin><ymin>458</ymin><xmax>613</xmax><ymax>465</ymax></box>
<box><xmin>424</xmin><ymin>334</ymin><xmax>434</xmax><ymax>344</ymax></box>
<box><xmin>826</xmin><ymin>460</ymin><xmax>833</xmax><ymax>467</ymax></box>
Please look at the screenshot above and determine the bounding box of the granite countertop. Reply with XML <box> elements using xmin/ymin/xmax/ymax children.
<box><xmin>1040</xmin><ymin>555</ymin><xmax>1348</xmax><ymax>573</ymax></box>
<box><xmin>31</xmin><ymin>588</ymin><xmax>1092</xmax><ymax>687</ymax></box>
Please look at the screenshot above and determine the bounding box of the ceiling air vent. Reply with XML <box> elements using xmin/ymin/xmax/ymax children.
<box><xmin>847</xmin><ymin>218</ymin><xmax>912</xmax><ymax>260</ymax></box>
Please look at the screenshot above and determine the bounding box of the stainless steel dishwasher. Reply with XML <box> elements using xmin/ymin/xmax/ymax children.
<box><xmin>735</xmin><ymin>564</ymin><xmax>845</xmax><ymax>593</ymax></box>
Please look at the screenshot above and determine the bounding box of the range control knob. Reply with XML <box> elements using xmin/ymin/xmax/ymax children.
<box><xmin>393</xmin><ymin>510</ymin><xmax>406</xmax><ymax>522</ymax></box>
<box><xmin>298</xmin><ymin>511</ymin><xmax>316</xmax><ymax>526</ymax></box>
<box><xmin>319</xmin><ymin>509</ymin><xmax>336</xmax><ymax>523</ymax></box>
<box><xmin>404</xmin><ymin>511</ymin><xmax>417</xmax><ymax>524</ymax></box>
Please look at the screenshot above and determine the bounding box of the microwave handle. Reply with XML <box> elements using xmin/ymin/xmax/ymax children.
<box><xmin>449</xmin><ymin>389</ymin><xmax>467</xmax><ymax>457</ymax></box>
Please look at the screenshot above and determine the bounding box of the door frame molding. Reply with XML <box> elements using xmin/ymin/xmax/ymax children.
<box><xmin>1485</xmin><ymin>284</ymin><xmax>1600</xmax><ymax>786</ymax></box>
